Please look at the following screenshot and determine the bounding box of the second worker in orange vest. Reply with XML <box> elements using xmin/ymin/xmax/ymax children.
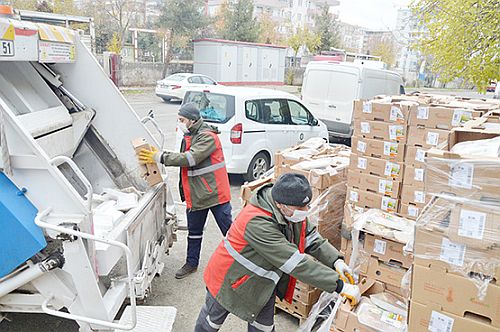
<box><xmin>139</xmin><ymin>103</ymin><xmax>232</xmax><ymax>279</ymax></box>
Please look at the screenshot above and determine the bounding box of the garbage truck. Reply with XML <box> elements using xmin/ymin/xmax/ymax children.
<box><xmin>0</xmin><ymin>5</ymin><xmax>177</xmax><ymax>331</ymax></box>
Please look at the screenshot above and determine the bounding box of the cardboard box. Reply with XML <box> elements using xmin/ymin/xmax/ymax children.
<box><xmin>404</xmin><ymin>146</ymin><xmax>426</xmax><ymax>167</ymax></box>
<box><xmin>353</xmin><ymin>119</ymin><xmax>407</xmax><ymax>142</ymax></box>
<box><xmin>349</xmin><ymin>153</ymin><xmax>405</xmax><ymax>181</ymax></box>
<box><xmin>425</xmin><ymin>148</ymin><xmax>500</xmax><ymax>200</ymax></box>
<box><xmin>399</xmin><ymin>203</ymin><xmax>420</xmax><ymax>220</ymax></box>
<box><xmin>409</xmin><ymin>301</ymin><xmax>500</xmax><ymax>332</ymax></box>
<box><xmin>347</xmin><ymin>171</ymin><xmax>402</xmax><ymax>198</ymax></box>
<box><xmin>407</xmin><ymin>126</ymin><xmax>450</xmax><ymax>149</ymax></box>
<box><xmin>412</xmin><ymin>264</ymin><xmax>500</xmax><ymax>328</ymax></box>
<box><xmin>347</xmin><ymin>187</ymin><xmax>399</xmax><ymax>213</ymax></box>
<box><xmin>417</xmin><ymin>197</ymin><xmax>500</xmax><ymax>250</ymax></box>
<box><xmin>278</xmin><ymin>161</ymin><xmax>348</xmax><ymax>191</ymax></box>
<box><xmin>414</xmin><ymin>228</ymin><xmax>500</xmax><ymax>280</ymax></box>
<box><xmin>363</xmin><ymin>232</ymin><xmax>413</xmax><ymax>268</ymax></box>
<box><xmin>402</xmin><ymin>165</ymin><xmax>425</xmax><ymax>189</ymax></box>
<box><xmin>359</xmin><ymin>257</ymin><xmax>408</xmax><ymax>289</ymax></box>
<box><xmin>131</xmin><ymin>138</ymin><xmax>163</xmax><ymax>186</ymax></box>
<box><xmin>293</xmin><ymin>281</ymin><xmax>321</xmax><ymax>304</ymax></box>
<box><xmin>352</xmin><ymin>136</ymin><xmax>406</xmax><ymax>162</ymax></box>
<box><xmin>409</xmin><ymin>105</ymin><xmax>477</xmax><ymax>129</ymax></box>
<box><xmin>400</xmin><ymin>185</ymin><xmax>430</xmax><ymax>207</ymax></box>
<box><xmin>353</xmin><ymin>99</ymin><xmax>415</xmax><ymax>124</ymax></box>
<box><xmin>333</xmin><ymin>278</ymin><xmax>395</xmax><ymax>332</ymax></box>
<box><xmin>240</xmin><ymin>176</ymin><xmax>273</xmax><ymax>203</ymax></box>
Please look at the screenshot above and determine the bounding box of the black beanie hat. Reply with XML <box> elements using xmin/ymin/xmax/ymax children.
<box><xmin>178</xmin><ymin>102</ymin><xmax>200</xmax><ymax>121</ymax></box>
<box><xmin>271</xmin><ymin>173</ymin><xmax>313</xmax><ymax>207</ymax></box>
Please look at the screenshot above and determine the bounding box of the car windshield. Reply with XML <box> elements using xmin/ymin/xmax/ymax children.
<box><xmin>183</xmin><ymin>91</ymin><xmax>235</xmax><ymax>123</ymax></box>
<box><xmin>165</xmin><ymin>74</ymin><xmax>187</xmax><ymax>81</ymax></box>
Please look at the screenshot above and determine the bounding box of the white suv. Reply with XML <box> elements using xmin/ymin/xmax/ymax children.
<box><xmin>181</xmin><ymin>86</ymin><xmax>329</xmax><ymax>181</ymax></box>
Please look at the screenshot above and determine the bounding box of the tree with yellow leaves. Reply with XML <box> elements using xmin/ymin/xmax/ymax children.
<box><xmin>412</xmin><ymin>0</ymin><xmax>499</xmax><ymax>90</ymax></box>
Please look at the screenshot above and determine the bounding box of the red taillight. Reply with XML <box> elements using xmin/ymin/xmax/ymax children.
<box><xmin>171</xmin><ymin>85</ymin><xmax>182</xmax><ymax>90</ymax></box>
<box><xmin>230</xmin><ymin>123</ymin><xmax>243</xmax><ymax>144</ymax></box>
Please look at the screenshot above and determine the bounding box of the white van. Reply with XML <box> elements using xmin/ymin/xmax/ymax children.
<box><xmin>301</xmin><ymin>61</ymin><xmax>405</xmax><ymax>139</ymax></box>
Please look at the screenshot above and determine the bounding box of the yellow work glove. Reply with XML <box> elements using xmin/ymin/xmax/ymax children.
<box><xmin>138</xmin><ymin>146</ymin><xmax>159</xmax><ymax>164</ymax></box>
<box><xmin>340</xmin><ymin>283</ymin><xmax>361</xmax><ymax>306</ymax></box>
<box><xmin>334</xmin><ymin>259</ymin><xmax>355</xmax><ymax>285</ymax></box>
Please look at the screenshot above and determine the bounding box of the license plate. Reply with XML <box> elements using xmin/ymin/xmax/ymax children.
<box><xmin>0</xmin><ymin>40</ymin><xmax>14</xmax><ymax>56</ymax></box>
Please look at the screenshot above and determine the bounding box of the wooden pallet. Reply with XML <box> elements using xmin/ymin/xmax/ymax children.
<box><xmin>275</xmin><ymin>301</ymin><xmax>308</xmax><ymax>325</ymax></box>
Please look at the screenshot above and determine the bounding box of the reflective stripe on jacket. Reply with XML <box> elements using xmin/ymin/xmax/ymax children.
<box><xmin>203</xmin><ymin>184</ymin><xmax>343</xmax><ymax>322</ymax></box>
<box><xmin>160</xmin><ymin>119</ymin><xmax>231</xmax><ymax>210</ymax></box>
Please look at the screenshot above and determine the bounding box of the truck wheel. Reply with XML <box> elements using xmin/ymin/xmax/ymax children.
<box><xmin>162</xmin><ymin>97</ymin><xmax>171</xmax><ymax>102</ymax></box>
<box><xmin>244</xmin><ymin>152</ymin><xmax>269</xmax><ymax>182</ymax></box>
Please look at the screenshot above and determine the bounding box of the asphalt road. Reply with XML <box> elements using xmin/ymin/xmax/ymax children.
<box><xmin>2</xmin><ymin>91</ymin><xmax>298</xmax><ymax>331</ymax></box>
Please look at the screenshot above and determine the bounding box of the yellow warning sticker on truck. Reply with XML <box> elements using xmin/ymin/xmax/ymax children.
<box><xmin>0</xmin><ymin>20</ymin><xmax>15</xmax><ymax>41</ymax></box>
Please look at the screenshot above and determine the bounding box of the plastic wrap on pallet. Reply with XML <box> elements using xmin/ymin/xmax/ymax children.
<box><xmin>347</xmin><ymin>208</ymin><xmax>414</xmax><ymax>298</ymax></box>
<box><xmin>413</xmin><ymin>196</ymin><xmax>500</xmax><ymax>300</ymax></box>
<box><xmin>308</xmin><ymin>182</ymin><xmax>347</xmax><ymax>248</ymax></box>
<box><xmin>425</xmin><ymin>153</ymin><xmax>500</xmax><ymax>204</ymax></box>
<box><xmin>297</xmin><ymin>291</ymin><xmax>340</xmax><ymax>332</ymax></box>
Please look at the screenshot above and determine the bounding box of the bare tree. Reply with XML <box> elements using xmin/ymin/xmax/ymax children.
<box><xmin>104</xmin><ymin>0</ymin><xmax>137</xmax><ymax>49</ymax></box>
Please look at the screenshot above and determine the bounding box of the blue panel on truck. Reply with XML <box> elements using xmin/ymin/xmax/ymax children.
<box><xmin>0</xmin><ymin>172</ymin><xmax>46</xmax><ymax>278</ymax></box>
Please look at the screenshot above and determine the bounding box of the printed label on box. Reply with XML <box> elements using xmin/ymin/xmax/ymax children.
<box><xmin>426</xmin><ymin>132</ymin><xmax>440</xmax><ymax>146</ymax></box>
<box><xmin>417</xmin><ymin>106</ymin><xmax>429</xmax><ymax>120</ymax></box>
<box><xmin>360</xmin><ymin>122</ymin><xmax>371</xmax><ymax>134</ymax></box>
<box><xmin>390</xmin><ymin>106</ymin><xmax>404</xmax><ymax>122</ymax></box>
<box><xmin>389</xmin><ymin>125</ymin><xmax>405</xmax><ymax>140</ymax></box>
<box><xmin>458</xmin><ymin>209</ymin><xmax>486</xmax><ymax>240</ymax></box>
<box><xmin>414</xmin><ymin>190</ymin><xmax>425</xmax><ymax>203</ymax></box>
<box><xmin>408</xmin><ymin>206</ymin><xmax>419</xmax><ymax>217</ymax></box>
<box><xmin>414</xmin><ymin>168</ymin><xmax>425</xmax><ymax>182</ymax></box>
<box><xmin>429</xmin><ymin>310</ymin><xmax>454</xmax><ymax>332</ymax></box>
<box><xmin>381</xmin><ymin>311</ymin><xmax>404</xmax><ymax>329</ymax></box>
<box><xmin>350</xmin><ymin>190</ymin><xmax>359</xmax><ymax>202</ymax></box>
<box><xmin>384</xmin><ymin>162</ymin><xmax>401</xmax><ymax>177</ymax></box>
<box><xmin>357</xmin><ymin>157</ymin><xmax>367</xmax><ymax>170</ymax></box>
<box><xmin>374</xmin><ymin>239</ymin><xmax>387</xmax><ymax>255</ymax></box>
<box><xmin>381</xmin><ymin>197</ymin><xmax>397</xmax><ymax>212</ymax></box>
<box><xmin>416</xmin><ymin>149</ymin><xmax>426</xmax><ymax>162</ymax></box>
<box><xmin>357</xmin><ymin>141</ymin><xmax>367</xmax><ymax>153</ymax></box>
<box><xmin>383</xmin><ymin>142</ymin><xmax>398</xmax><ymax>156</ymax></box>
<box><xmin>440</xmin><ymin>237</ymin><xmax>466</xmax><ymax>266</ymax></box>
<box><xmin>448</xmin><ymin>162</ymin><xmax>474</xmax><ymax>189</ymax></box>
<box><xmin>378</xmin><ymin>179</ymin><xmax>394</xmax><ymax>194</ymax></box>
<box><xmin>363</xmin><ymin>101</ymin><xmax>372</xmax><ymax>113</ymax></box>
<box><xmin>451</xmin><ymin>109</ymin><xmax>473</xmax><ymax>126</ymax></box>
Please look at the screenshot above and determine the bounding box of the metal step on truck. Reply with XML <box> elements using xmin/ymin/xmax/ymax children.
<box><xmin>0</xmin><ymin>5</ymin><xmax>177</xmax><ymax>331</ymax></box>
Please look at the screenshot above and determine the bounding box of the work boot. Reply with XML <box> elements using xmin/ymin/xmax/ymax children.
<box><xmin>175</xmin><ymin>263</ymin><xmax>197</xmax><ymax>279</ymax></box>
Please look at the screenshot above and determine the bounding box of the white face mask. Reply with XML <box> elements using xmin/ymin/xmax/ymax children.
<box><xmin>177</xmin><ymin>122</ymin><xmax>189</xmax><ymax>134</ymax></box>
<box><xmin>282</xmin><ymin>205</ymin><xmax>309</xmax><ymax>223</ymax></box>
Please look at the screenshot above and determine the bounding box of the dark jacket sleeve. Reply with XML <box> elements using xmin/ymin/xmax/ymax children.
<box><xmin>304</xmin><ymin>220</ymin><xmax>343</xmax><ymax>269</ymax></box>
<box><xmin>244</xmin><ymin>216</ymin><xmax>341</xmax><ymax>293</ymax></box>
<box><xmin>160</xmin><ymin>133</ymin><xmax>216</xmax><ymax>167</ymax></box>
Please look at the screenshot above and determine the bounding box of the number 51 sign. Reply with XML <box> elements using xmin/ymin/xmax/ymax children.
<box><xmin>0</xmin><ymin>40</ymin><xmax>14</xmax><ymax>56</ymax></box>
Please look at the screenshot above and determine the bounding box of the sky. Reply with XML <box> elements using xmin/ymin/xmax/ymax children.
<box><xmin>336</xmin><ymin>0</ymin><xmax>411</xmax><ymax>31</ymax></box>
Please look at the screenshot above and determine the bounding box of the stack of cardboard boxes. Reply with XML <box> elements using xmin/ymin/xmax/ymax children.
<box><xmin>273</xmin><ymin>140</ymin><xmax>350</xmax><ymax>248</ymax></box>
<box><xmin>409</xmin><ymin>112</ymin><xmax>500</xmax><ymax>332</ymax></box>
<box><xmin>347</xmin><ymin>98</ymin><xmax>416</xmax><ymax>213</ymax></box>
<box><xmin>399</xmin><ymin>102</ymin><xmax>483</xmax><ymax>220</ymax></box>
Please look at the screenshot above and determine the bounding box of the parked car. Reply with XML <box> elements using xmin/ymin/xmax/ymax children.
<box><xmin>486</xmin><ymin>81</ymin><xmax>497</xmax><ymax>93</ymax></box>
<box><xmin>301</xmin><ymin>61</ymin><xmax>404</xmax><ymax>140</ymax></box>
<box><xmin>155</xmin><ymin>73</ymin><xmax>217</xmax><ymax>102</ymax></box>
<box><xmin>180</xmin><ymin>86</ymin><xmax>329</xmax><ymax>181</ymax></box>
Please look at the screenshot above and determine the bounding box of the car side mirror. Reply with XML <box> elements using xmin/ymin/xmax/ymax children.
<box><xmin>310</xmin><ymin>118</ymin><xmax>319</xmax><ymax>126</ymax></box>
